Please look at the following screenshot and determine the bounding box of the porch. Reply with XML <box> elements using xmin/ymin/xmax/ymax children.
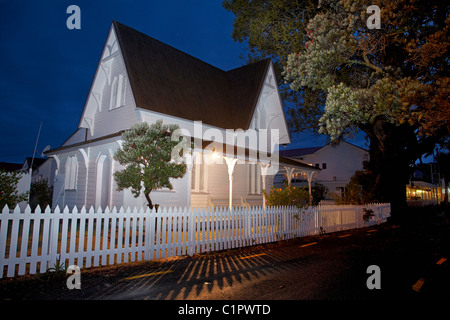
<box><xmin>188</xmin><ymin>143</ymin><xmax>321</xmax><ymax>209</ymax></box>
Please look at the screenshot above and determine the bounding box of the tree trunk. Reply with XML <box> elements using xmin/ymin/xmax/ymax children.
<box><xmin>362</xmin><ymin>118</ymin><xmax>413</xmax><ymax>218</ymax></box>
<box><xmin>144</xmin><ymin>191</ymin><xmax>154</xmax><ymax>209</ymax></box>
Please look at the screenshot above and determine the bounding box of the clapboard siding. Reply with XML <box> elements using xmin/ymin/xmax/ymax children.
<box><xmin>91</xmin><ymin>43</ymin><xmax>139</xmax><ymax>139</ymax></box>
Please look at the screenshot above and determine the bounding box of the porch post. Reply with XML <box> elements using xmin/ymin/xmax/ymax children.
<box><xmin>305</xmin><ymin>170</ymin><xmax>316</xmax><ymax>205</ymax></box>
<box><xmin>224</xmin><ymin>157</ymin><xmax>238</xmax><ymax>211</ymax></box>
<box><xmin>185</xmin><ymin>152</ymin><xmax>195</xmax><ymax>208</ymax></box>
<box><xmin>258</xmin><ymin>162</ymin><xmax>271</xmax><ymax>209</ymax></box>
<box><xmin>284</xmin><ymin>166</ymin><xmax>295</xmax><ymax>187</ymax></box>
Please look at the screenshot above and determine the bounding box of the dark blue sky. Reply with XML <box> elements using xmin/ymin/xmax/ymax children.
<box><xmin>0</xmin><ymin>0</ymin><xmax>364</xmax><ymax>164</ymax></box>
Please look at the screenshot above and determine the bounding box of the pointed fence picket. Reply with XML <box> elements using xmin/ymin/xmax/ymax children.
<box><xmin>0</xmin><ymin>202</ymin><xmax>390</xmax><ymax>278</ymax></box>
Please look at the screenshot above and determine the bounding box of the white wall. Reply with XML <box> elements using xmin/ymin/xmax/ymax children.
<box><xmin>51</xmin><ymin>137</ymin><xmax>191</xmax><ymax>210</ymax></box>
<box><xmin>302</xmin><ymin>142</ymin><xmax>368</xmax><ymax>183</ymax></box>
<box><xmin>78</xmin><ymin>25</ymin><xmax>139</xmax><ymax>141</ymax></box>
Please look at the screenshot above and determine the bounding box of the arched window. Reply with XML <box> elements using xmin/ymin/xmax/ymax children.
<box><xmin>110</xmin><ymin>74</ymin><xmax>125</xmax><ymax>110</ymax></box>
<box><xmin>65</xmin><ymin>156</ymin><xmax>78</xmax><ymax>190</ymax></box>
<box><xmin>95</xmin><ymin>154</ymin><xmax>110</xmax><ymax>209</ymax></box>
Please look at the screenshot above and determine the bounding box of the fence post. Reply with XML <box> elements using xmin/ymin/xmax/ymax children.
<box><xmin>69</xmin><ymin>205</ymin><xmax>79</xmax><ymax>267</ymax></box>
<box><xmin>49</xmin><ymin>205</ymin><xmax>61</xmax><ymax>272</ymax></box>
<box><xmin>29</xmin><ymin>205</ymin><xmax>42</xmax><ymax>275</ymax></box>
<box><xmin>109</xmin><ymin>206</ymin><xmax>116</xmax><ymax>265</ymax></box>
<box><xmin>187</xmin><ymin>207</ymin><xmax>194</xmax><ymax>256</ymax></box>
<box><xmin>0</xmin><ymin>205</ymin><xmax>10</xmax><ymax>278</ymax></box>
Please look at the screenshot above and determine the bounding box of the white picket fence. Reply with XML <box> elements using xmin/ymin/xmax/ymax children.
<box><xmin>0</xmin><ymin>203</ymin><xmax>390</xmax><ymax>278</ymax></box>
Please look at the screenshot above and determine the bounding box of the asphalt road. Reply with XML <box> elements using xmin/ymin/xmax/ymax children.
<box><xmin>1</xmin><ymin>212</ymin><xmax>449</xmax><ymax>303</ymax></box>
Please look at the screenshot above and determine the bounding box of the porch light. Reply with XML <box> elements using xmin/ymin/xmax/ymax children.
<box><xmin>211</xmin><ymin>150</ymin><xmax>220</xmax><ymax>160</ymax></box>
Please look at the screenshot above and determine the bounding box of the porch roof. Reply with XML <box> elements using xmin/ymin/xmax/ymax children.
<box><xmin>278</xmin><ymin>156</ymin><xmax>321</xmax><ymax>172</ymax></box>
<box><xmin>200</xmin><ymin>139</ymin><xmax>320</xmax><ymax>172</ymax></box>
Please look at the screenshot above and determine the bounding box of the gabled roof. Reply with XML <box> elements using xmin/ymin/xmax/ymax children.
<box><xmin>280</xmin><ymin>141</ymin><xmax>368</xmax><ymax>158</ymax></box>
<box><xmin>279</xmin><ymin>147</ymin><xmax>323</xmax><ymax>158</ymax></box>
<box><xmin>0</xmin><ymin>162</ymin><xmax>23</xmax><ymax>172</ymax></box>
<box><xmin>22</xmin><ymin>157</ymin><xmax>47</xmax><ymax>171</ymax></box>
<box><xmin>113</xmin><ymin>21</ymin><xmax>271</xmax><ymax>130</ymax></box>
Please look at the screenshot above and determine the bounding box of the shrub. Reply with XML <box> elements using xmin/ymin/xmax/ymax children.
<box><xmin>0</xmin><ymin>169</ymin><xmax>29</xmax><ymax>209</ymax></box>
<box><xmin>263</xmin><ymin>185</ymin><xmax>310</xmax><ymax>208</ymax></box>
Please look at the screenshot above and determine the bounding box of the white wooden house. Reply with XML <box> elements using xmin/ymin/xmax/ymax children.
<box><xmin>46</xmin><ymin>21</ymin><xmax>319</xmax><ymax>210</ymax></box>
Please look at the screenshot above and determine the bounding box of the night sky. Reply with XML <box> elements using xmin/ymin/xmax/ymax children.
<box><xmin>0</xmin><ymin>0</ymin><xmax>364</xmax><ymax>165</ymax></box>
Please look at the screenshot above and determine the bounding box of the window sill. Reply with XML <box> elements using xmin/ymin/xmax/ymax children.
<box><xmin>153</xmin><ymin>189</ymin><xmax>176</xmax><ymax>193</ymax></box>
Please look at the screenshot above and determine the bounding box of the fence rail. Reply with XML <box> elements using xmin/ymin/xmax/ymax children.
<box><xmin>0</xmin><ymin>203</ymin><xmax>390</xmax><ymax>278</ymax></box>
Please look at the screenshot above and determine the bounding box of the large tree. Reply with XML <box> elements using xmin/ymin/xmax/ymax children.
<box><xmin>283</xmin><ymin>0</ymin><xmax>449</xmax><ymax>214</ymax></box>
<box><xmin>225</xmin><ymin>0</ymin><xmax>450</xmax><ymax>215</ymax></box>
<box><xmin>114</xmin><ymin>121</ymin><xmax>188</xmax><ymax>209</ymax></box>
<box><xmin>223</xmin><ymin>0</ymin><xmax>324</xmax><ymax>134</ymax></box>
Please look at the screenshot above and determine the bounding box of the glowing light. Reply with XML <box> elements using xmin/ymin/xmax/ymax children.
<box><xmin>211</xmin><ymin>151</ymin><xmax>220</xmax><ymax>160</ymax></box>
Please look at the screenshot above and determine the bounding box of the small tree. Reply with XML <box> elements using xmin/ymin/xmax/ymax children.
<box><xmin>30</xmin><ymin>178</ymin><xmax>53</xmax><ymax>211</ymax></box>
<box><xmin>0</xmin><ymin>169</ymin><xmax>29</xmax><ymax>209</ymax></box>
<box><xmin>338</xmin><ymin>170</ymin><xmax>376</xmax><ymax>205</ymax></box>
<box><xmin>113</xmin><ymin>121</ymin><xmax>188</xmax><ymax>209</ymax></box>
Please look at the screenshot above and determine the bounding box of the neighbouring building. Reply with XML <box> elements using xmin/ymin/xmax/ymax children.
<box><xmin>407</xmin><ymin>162</ymin><xmax>445</xmax><ymax>206</ymax></box>
<box><xmin>0</xmin><ymin>157</ymin><xmax>56</xmax><ymax>209</ymax></box>
<box><xmin>276</xmin><ymin>141</ymin><xmax>369</xmax><ymax>201</ymax></box>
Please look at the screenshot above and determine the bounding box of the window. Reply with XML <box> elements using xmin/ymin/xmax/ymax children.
<box><xmin>322</xmin><ymin>163</ymin><xmax>327</xmax><ymax>169</ymax></box>
<box><xmin>110</xmin><ymin>74</ymin><xmax>125</xmax><ymax>110</ymax></box>
<box><xmin>336</xmin><ymin>187</ymin><xmax>345</xmax><ymax>200</ymax></box>
<box><xmin>65</xmin><ymin>156</ymin><xmax>78</xmax><ymax>190</ymax></box>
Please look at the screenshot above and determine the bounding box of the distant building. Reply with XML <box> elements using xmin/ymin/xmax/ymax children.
<box><xmin>407</xmin><ymin>162</ymin><xmax>444</xmax><ymax>206</ymax></box>
<box><xmin>0</xmin><ymin>162</ymin><xmax>23</xmax><ymax>172</ymax></box>
<box><xmin>277</xmin><ymin>141</ymin><xmax>369</xmax><ymax>201</ymax></box>
<box><xmin>0</xmin><ymin>157</ymin><xmax>56</xmax><ymax>209</ymax></box>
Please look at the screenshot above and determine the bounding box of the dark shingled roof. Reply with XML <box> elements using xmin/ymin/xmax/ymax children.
<box><xmin>114</xmin><ymin>21</ymin><xmax>270</xmax><ymax>130</ymax></box>
<box><xmin>0</xmin><ymin>162</ymin><xmax>23</xmax><ymax>172</ymax></box>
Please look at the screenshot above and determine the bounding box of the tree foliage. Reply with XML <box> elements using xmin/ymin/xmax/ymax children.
<box><xmin>223</xmin><ymin>0</ymin><xmax>324</xmax><ymax>133</ymax></box>
<box><xmin>113</xmin><ymin>121</ymin><xmax>189</xmax><ymax>209</ymax></box>
<box><xmin>282</xmin><ymin>0</ymin><xmax>449</xmax><ymax>214</ymax></box>
<box><xmin>0</xmin><ymin>169</ymin><xmax>29</xmax><ymax>209</ymax></box>
<box><xmin>335</xmin><ymin>170</ymin><xmax>375</xmax><ymax>205</ymax></box>
<box><xmin>284</xmin><ymin>0</ymin><xmax>450</xmax><ymax>142</ymax></box>
<box><xmin>30</xmin><ymin>178</ymin><xmax>53</xmax><ymax>211</ymax></box>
